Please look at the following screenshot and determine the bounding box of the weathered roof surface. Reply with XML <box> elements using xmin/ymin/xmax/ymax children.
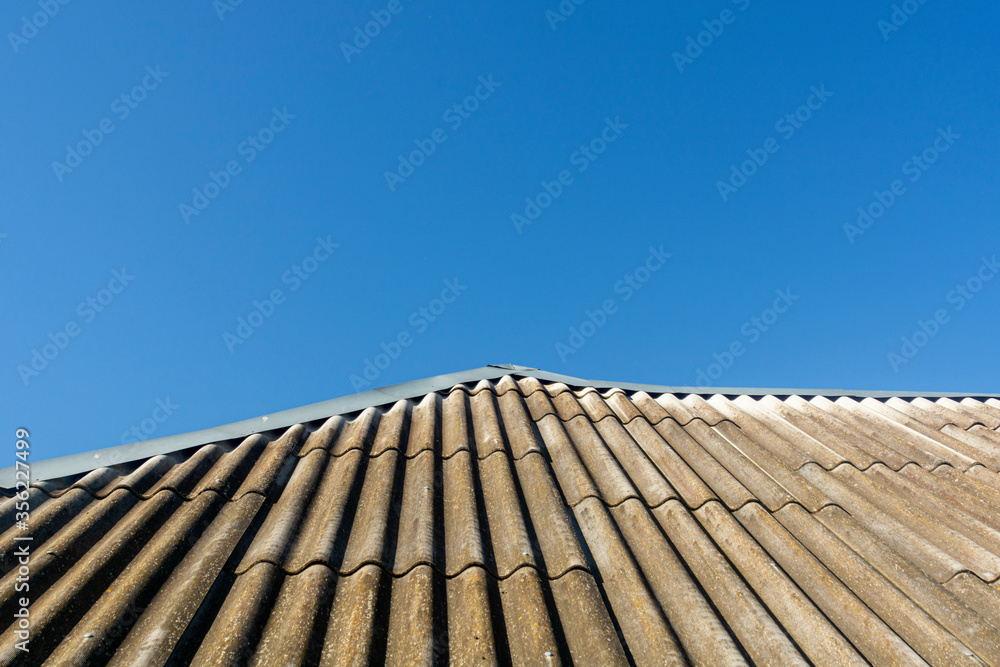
<box><xmin>3</xmin><ymin>373</ymin><xmax>1000</xmax><ymax>665</ymax></box>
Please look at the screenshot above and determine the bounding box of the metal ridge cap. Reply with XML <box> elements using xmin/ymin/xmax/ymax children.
<box><xmin>2</xmin><ymin>363</ymin><xmax>997</xmax><ymax>488</ymax></box>
<box><xmin>0</xmin><ymin>365</ymin><xmax>524</xmax><ymax>489</ymax></box>
<box><xmin>520</xmin><ymin>368</ymin><xmax>1000</xmax><ymax>399</ymax></box>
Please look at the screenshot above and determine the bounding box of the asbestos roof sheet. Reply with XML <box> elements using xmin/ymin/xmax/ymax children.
<box><xmin>3</xmin><ymin>371</ymin><xmax>1000</xmax><ymax>665</ymax></box>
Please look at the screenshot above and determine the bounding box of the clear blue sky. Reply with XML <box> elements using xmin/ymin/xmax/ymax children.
<box><xmin>3</xmin><ymin>1</ymin><xmax>999</xmax><ymax>462</ymax></box>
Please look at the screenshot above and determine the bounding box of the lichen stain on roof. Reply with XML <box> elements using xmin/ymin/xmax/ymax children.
<box><xmin>2</xmin><ymin>374</ymin><xmax>1000</xmax><ymax>665</ymax></box>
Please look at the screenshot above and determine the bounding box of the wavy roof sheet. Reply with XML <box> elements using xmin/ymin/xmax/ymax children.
<box><xmin>2</xmin><ymin>369</ymin><xmax>1000</xmax><ymax>665</ymax></box>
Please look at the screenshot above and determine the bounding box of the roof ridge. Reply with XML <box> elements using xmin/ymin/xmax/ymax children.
<box><xmin>4</xmin><ymin>363</ymin><xmax>998</xmax><ymax>488</ymax></box>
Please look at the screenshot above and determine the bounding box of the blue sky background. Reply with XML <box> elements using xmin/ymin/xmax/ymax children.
<box><xmin>3</xmin><ymin>1</ymin><xmax>999</xmax><ymax>462</ymax></box>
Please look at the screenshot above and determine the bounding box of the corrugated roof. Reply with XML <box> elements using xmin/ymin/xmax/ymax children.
<box><xmin>3</xmin><ymin>371</ymin><xmax>1000</xmax><ymax>665</ymax></box>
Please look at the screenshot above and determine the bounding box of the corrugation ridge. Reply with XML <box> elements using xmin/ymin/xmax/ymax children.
<box><xmin>644</xmin><ymin>413</ymin><xmax>757</xmax><ymax>511</ymax></box>
<box><xmin>587</xmin><ymin>415</ymin><xmax>678</xmax><ymax>507</ymax></box>
<box><xmin>689</xmin><ymin>416</ymin><xmax>835</xmax><ymax>512</ymax></box>
<box><xmin>129</xmin><ymin>428</ymin><xmax>549</xmax><ymax>464</ymax></box>
<box><xmin>47</xmin><ymin>488</ymin><xmax>259</xmax><ymax>667</ymax></box>
<box><xmin>540</xmin><ymin>382</ymin><xmax>574</xmax><ymax>397</ymax></box>
<box><xmin>595</xmin><ymin>411</ymin><xmax>727</xmax><ymax>430</ymax></box>
<box><xmin>28</xmin><ymin>435</ymin><xmax>265</xmax><ymax>498</ymax></box>
<box><xmin>27</xmin><ymin>463</ymin><xmax>147</xmax><ymax>499</ymax></box>
<box><xmin>654</xmin><ymin>498</ymin><xmax>814</xmax><ymax>666</ymax></box>
<box><xmin>24</xmin><ymin>454</ymin><xmax>183</xmax><ymax>500</ymax></box>
<box><xmin>514</xmin><ymin>376</ymin><xmax>547</xmax><ymax>398</ymax></box>
<box><xmin>655</xmin><ymin>397</ymin><xmax>698</xmax><ymax>425</ymax></box>
<box><xmin>674</xmin><ymin>417</ymin><xmax>800</xmax><ymax>511</ymax></box>
<box><xmin>292</xmin><ymin>416</ymin><xmax>345</xmax><ymax>457</ymax></box>
<box><xmin>629</xmin><ymin>411</ymin><xmax>671</xmax><ymax>426</ymax></box>
<box><xmin>959</xmin><ymin>419</ymin><xmax>999</xmax><ymax>432</ymax></box>
<box><xmin>928</xmin><ymin>397</ymin><xmax>999</xmax><ymax>431</ymax></box>
<box><xmin>723</xmin><ymin>396</ymin><xmax>848</xmax><ymax>471</ymax></box>
<box><xmin>491</xmin><ymin>374</ymin><xmax>522</xmax><ymax>396</ymax></box>
<box><xmin>228</xmin><ymin>552</ymin><xmax>593</xmax><ymax>584</ymax></box>
<box><xmin>769</xmin><ymin>503</ymin><xmax>993</xmax><ymax>667</ymax></box>
<box><xmin>944</xmin><ymin>568</ymin><xmax>1000</xmax><ymax>586</ymax></box>
<box><xmin>795</xmin><ymin>458</ymin><xmax>954</xmax><ymax>474</ymax></box>
<box><xmin>99</xmin><ymin>495</ymin><xmax>264</xmax><ymax>666</ymax></box>
<box><xmin>0</xmin><ymin>487</ymin><xmax>95</xmax><ymax>555</ymax></box>
<box><xmin>857</xmin><ymin>463</ymin><xmax>1000</xmax><ymax>565</ymax></box>
<box><xmin>0</xmin><ymin>488</ymin><xmax>220</xmax><ymax>662</ymax></box>
<box><xmin>228</xmin><ymin>467</ymin><xmax>841</xmax><ymax>583</ymax></box>
<box><xmin>691</xmin><ymin>496</ymin><xmax>847</xmax><ymax>517</ymax></box>
<box><xmin>959</xmin><ymin>399</ymin><xmax>1000</xmax><ymax>429</ymax></box>
<box><xmin>827</xmin><ymin>459</ymin><xmax>956</xmax><ymax>474</ymax></box>
<box><xmin>827</xmin><ymin>463</ymin><xmax>1000</xmax><ymax>582</ymax></box>
<box><xmin>189</xmin><ymin>558</ymin><xmax>597</xmax><ymax>665</ymax></box>
<box><xmin>583</xmin><ymin>386</ymin><xmax>629</xmax><ymax>399</ymax></box>
<box><xmin>624</xmin><ymin>392</ymin><xmax>675</xmax><ymax>426</ymax></box>
<box><xmin>565</xmin><ymin>488</ymin><xmax>653</xmax><ymax>511</ymax></box>
<box><xmin>296</xmin><ymin>437</ymin><xmax>527</xmax><ymax>463</ymax></box>
<box><xmin>557</xmin><ymin>414</ymin><xmax>643</xmax><ymax>507</ymax></box>
<box><xmin>681</xmin><ymin>395</ymin><xmax>731</xmax><ymax>427</ymax></box>
<box><xmin>888</xmin><ymin>397</ymin><xmax>960</xmax><ymax>431</ymax></box>
<box><xmin>864</xmin><ymin>398</ymin><xmax>997</xmax><ymax>470</ymax></box>
<box><xmin>565</xmin><ymin>489</ymin><xmax>846</xmax><ymax>521</ymax></box>
<box><xmin>446</xmin><ymin>380</ymin><xmax>496</xmax><ymax>397</ymax></box>
<box><xmin>959</xmin><ymin>421</ymin><xmax>993</xmax><ymax>432</ymax></box>
<box><xmin>834</xmin><ymin>398</ymin><xmax>971</xmax><ymax>470</ymax></box>
<box><xmin>818</xmin><ymin>398</ymin><xmax>935</xmax><ymax>464</ymax></box>
<box><xmin>799</xmin><ymin>461</ymin><xmax>967</xmax><ymax>584</ymax></box>
<box><xmin>757</xmin><ymin>396</ymin><xmax>880</xmax><ymax>472</ymax></box>
<box><xmin>732</xmin><ymin>502</ymin><xmax>932</xmax><ymax>666</ymax></box>
<box><xmin>157</xmin><ymin>432</ymin><xmax>273</xmax><ymax>500</ymax></box>
<box><xmin>536</xmin><ymin>404</ymin><xmax>736</xmax><ymax>430</ymax></box>
<box><xmin>17</xmin><ymin>427</ymin><xmax>955</xmax><ymax>508</ymax></box>
<box><xmin>15</xmin><ymin>475</ymin><xmax>277</xmax><ymax>506</ymax></box>
<box><xmin>788</xmin><ymin>397</ymin><xmax>916</xmax><ymax>471</ymax></box>
<box><xmin>295</xmin><ymin>406</ymin><xmax>381</xmax><ymax>458</ymax></box>
<box><xmin>445</xmin><ymin>382</ymin><xmax>488</xmax><ymax>397</ymax></box>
